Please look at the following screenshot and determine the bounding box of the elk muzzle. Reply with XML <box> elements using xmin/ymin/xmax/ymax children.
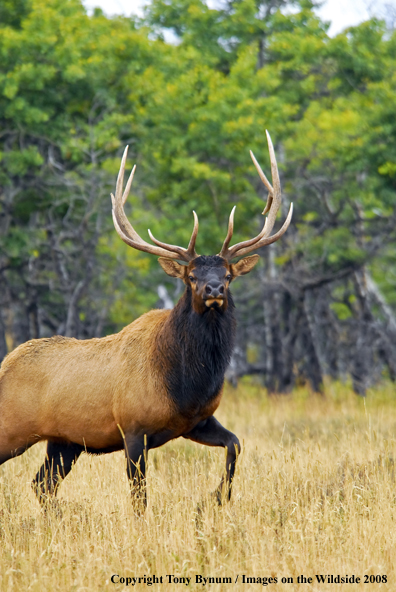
<box><xmin>204</xmin><ymin>280</ymin><xmax>225</xmax><ymax>308</ymax></box>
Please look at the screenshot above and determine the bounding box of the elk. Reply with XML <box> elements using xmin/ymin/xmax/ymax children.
<box><xmin>0</xmin><ymin>131</ymin><xmax>292</xmax><ymax>507</ymax></box>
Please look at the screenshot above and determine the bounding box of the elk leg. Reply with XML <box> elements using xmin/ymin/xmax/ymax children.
<box><xmin>124</xmin><ymin>434</ymin><xmax>148</xmax><ymax>509</ymax></box>
<box><xmin>183</xmin><ymin>416</ymin><xmax>240</xmax><ymax>503</ymax></box>
<box><xmin>32</xmin><ymin>441</ymin><xmax>83</xmax><ymax>505</ymax></box>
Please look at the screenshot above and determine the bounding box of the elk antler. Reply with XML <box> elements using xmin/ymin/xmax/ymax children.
<box><xmin>218</xmin><ymin>131</ymin><xmax>293</xmax><ymax>261</ymax></box>
<box><xmin>111</xmin><ymin>146</ymin><xmax>199</xmax><ymax>262</ymax></box>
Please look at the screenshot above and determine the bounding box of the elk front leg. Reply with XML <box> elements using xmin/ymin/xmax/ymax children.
<box><xmin>124</xmin><ymin>434</ymin><xmax>148</xmax><ymax>510</ymax></box>
<box><xmin>183</xmin><ymin>416</ymin><xmax>241</xmax><ymax>503</ymax></box>
<box><xmin>32</xmin><ymin>441</ymin><xmax>83</xmax><ymax>506</ymax></box>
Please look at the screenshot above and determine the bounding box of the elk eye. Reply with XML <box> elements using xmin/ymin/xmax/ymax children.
<box><xmin>188</xmin><ymin>276</ymin><xmax>195</xmax><ymax>282</ymax></box>
<box><xmin>226</xmin><ymin>274</ymin><xmax>232</xmax><ymax>281</ymax></box>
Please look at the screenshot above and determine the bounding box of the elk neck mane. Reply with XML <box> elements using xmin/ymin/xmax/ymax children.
<box><xmin>155</xmin><ymin>257</ymin><xmax>236</xmax><ymax>415</ymax></box>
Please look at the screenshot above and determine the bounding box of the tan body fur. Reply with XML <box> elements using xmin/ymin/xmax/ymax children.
<box><xmin>0</xmin><ymin>309</ymin><xmax>223</xmax><ymax>459</ymax></box>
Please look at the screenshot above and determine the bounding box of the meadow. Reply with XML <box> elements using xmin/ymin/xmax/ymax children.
<box><xmin>1</xmin><ymin>381</ymin><xmax>395</xmax><ymax>591</ymax></box>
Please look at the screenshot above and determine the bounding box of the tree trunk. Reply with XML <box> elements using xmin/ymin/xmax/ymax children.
<box><xmin>301</xmin><ymin>291</ymin><xmax>324</xmax><ymax>393</ymax></box>
<box><xmin>279</xmin><ymin>291</ymin><xmax>301</xmax><ymax>391</ymax></box>
<box><xmin>262</xmin><ymin>246</ymin><xmax>283</xmax><ymax>392</ymax></box>
<box><xmin>351</xmin><ymin>270</ymin><xmax>373</xmax><ymax>397</ymax></box>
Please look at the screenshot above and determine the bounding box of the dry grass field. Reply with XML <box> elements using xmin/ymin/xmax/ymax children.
<box><xmin>1</xmin><ymin>380</ymin><xmax>396</xmax><ymax>591</ymax></box>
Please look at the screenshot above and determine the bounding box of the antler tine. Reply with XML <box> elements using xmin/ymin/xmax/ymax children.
<box><xmin>218</xmin><ymin>131</ymin><xmax>293</xmax><ymax>261</ymax></box>
<box><xmin>187</xmin><ymin>210</ymin><xmax>199</xmax><ymax>256</ymax></box>
<box><xmin>122</xmin><ymin>164</ymin><xmax>136</xmax><ymax>206</ymax></box>
<box><xmin>232</xmin><ymin>202</ymin><xmax>293</xmax><ymax>258</ymax></box>
<box><xmin>263</xmin><ymin>130</ymin><xmax>282</xmax><ymax>238</ymax></box>
<box><xmin>111</xmin><ymin>146</ymin><xmax>143</xmax><ymax>244</ymax></box>
<box><xmin>148</xmin><ymin>210</ymin><xmax>199</xmax><ymax>259</ymax></box>
<box><xmin>219</xmin><ymin>206</ymin><xmax>236</xmax><ymax>257</ymax></box>
<box><xmin>111</xmin><ymin>147</ymin><xmax>199</xmax><ymax>262</ymax></box>
<box><xmin>249</xmin><ymin>150</ymin><xmax>273</xmax><ymax>215</ymax></box>
<box><xmin>115</xmin><ymin>145</ymin><xmax>128</xmax><ymax>201</ymax></box>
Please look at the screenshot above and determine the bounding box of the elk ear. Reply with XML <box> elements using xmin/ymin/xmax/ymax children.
<box><xmin>158</xmin><ymin>258</ymin><xmax>186</xmax><ymax>279</ymax></box>
<box><xmin>231</xmin><ymin>254</ymin><xmax>260</xmax><ymax>277</ymax></box>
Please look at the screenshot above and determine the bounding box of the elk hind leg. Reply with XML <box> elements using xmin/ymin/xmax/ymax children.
<box><xmin>32</xmin><ymin>441</ymin><xmax>83</xmax><ymax>506</ymax></box>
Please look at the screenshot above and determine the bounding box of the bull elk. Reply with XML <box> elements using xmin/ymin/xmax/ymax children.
<box><xmin>0</xmin><ymin>131</ymin><xmax>292</xmax><ymax>507</ymax></box>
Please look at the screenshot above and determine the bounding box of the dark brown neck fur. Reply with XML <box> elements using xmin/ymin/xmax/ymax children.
<box><xmin>155</xmin><ymin>287</ymin><xmax>236</xmax><ymax>417</ymax></box>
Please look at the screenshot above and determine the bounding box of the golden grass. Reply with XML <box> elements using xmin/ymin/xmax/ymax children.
<box><xmin>1</xmin><ymin>381</ymin><xmax>396</xmax><ymax>591</ymax></box>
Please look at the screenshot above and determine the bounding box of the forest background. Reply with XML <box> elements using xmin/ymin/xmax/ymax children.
<box><xmin>1</xmin><ymin>0</ymin><xmax>396</xmax><ymax>396</ymax></box>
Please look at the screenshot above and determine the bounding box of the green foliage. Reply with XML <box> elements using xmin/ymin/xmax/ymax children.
<box><xmin>0</xmin><ymin>0</ymin><xmax>31</xmax><ymax>28</ymax></box>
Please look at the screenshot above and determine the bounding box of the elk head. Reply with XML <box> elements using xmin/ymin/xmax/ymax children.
<box><xmin>111</xmin><ymin>131</ymin><xmax>293</xmax><ymax>314</ymax></box>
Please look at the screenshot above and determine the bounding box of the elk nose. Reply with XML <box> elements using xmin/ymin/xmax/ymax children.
<box><xmin>205</xmin><ymin>282</ymin><xmax>224</xmax><ymax>298</ymax></box>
